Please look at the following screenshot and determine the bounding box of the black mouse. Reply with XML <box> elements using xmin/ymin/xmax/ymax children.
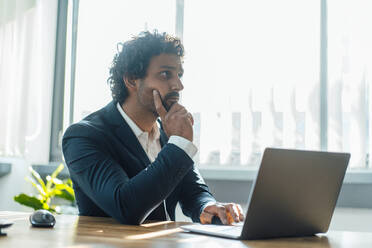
<box><xmin>29</xmin><ymin>209</ymin><xmax>56</xmax><ymax>227</ymax></box>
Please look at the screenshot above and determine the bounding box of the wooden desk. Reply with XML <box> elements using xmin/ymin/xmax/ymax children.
<box><xmin>1</xmin><ymin>211</ymin><xmax>371</xmax><ymax>247</ymax></box>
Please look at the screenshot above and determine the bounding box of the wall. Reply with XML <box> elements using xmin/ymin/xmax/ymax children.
<box><xmin>0</xmin><ymin>158</ymin><xmax>35</xmax><ymax>212</ymax></box>
<box><xmin>204</xmin><ymin>179</ymin><xmax>372</xmax><ymax>208</ymax></box>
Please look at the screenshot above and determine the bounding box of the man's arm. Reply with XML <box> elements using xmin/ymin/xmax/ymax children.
<box><xmin>152</xmin><ymin>91</ymin><xmax>245</xmax><ymax>225</ymax></box>
<box><xmin>63</xmin><ymin>124</ymin><xmax>194</xmax><ymax>225</ymax></box>
<box><xmin>178</xmin><ymin>167</ymin><xmax>216</xmax><ymax>222</ymax></box>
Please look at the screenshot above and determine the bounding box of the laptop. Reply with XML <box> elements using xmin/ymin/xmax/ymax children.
<box><xmin>181</xmin><ymin>147</ymin><xmax>350</xmax><ymax>240</ymax></box>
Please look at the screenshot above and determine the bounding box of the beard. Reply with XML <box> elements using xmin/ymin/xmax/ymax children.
<box><xmin>137</xmin><ymin>80</ymin><xmax>180</xmax><ymax>116</ymax></box>
<box><xmin>162</xmin><ymin>91</ymin><xmax>180</xmax><ymax>111</ymax></box>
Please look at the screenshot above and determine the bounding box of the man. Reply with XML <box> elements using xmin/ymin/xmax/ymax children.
<box><xmin>62</xmin><ymin>30</ymin><xmax>244</xmax><ymax>225</ymax></box>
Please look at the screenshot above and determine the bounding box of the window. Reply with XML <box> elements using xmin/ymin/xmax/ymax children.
<box><xmin>0</xmin><ymin>0</ymin><xmax>58</xmax><ymax>164</ymax></box>
<box><xmin>65</xmin><ymin>0</ymin><xmax>176</xmax><ymax>129</ymax></box>
<box><xmin>183</xmin><ymin>0</ymin><xmax>319</xmax><ymax>167</ymax></box>
<box><xmin>63</xmin><ymin>0</ymin><xmax>372</xmax><ymax>169</ymax></box>
<box><xmin>328</xmin><ymin>0</ymin><xmax>372</xmax><ymax>168</ymax></box>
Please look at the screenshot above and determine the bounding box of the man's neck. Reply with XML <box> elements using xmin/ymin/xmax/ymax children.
<box><xmin>121</xmin><ymin>100</ymin><xmax>157</xmax><ymax>133</ymax></box>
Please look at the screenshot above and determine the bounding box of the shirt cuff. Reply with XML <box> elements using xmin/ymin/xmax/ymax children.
<box><xmin>168</xmin><ymin>136</ymin><xmax>198</xmax><ymax>159</ymax></box>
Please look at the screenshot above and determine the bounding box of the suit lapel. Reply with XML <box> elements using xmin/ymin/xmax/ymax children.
<box><xmin>103</xmin><ymin>101</ymin><xmax>150</xmax><ymax>169</ymax></box>
<box><xmin>103</xmin><ymin>102</ymin><xmax>169</xmax><ymax>221</ymax></box>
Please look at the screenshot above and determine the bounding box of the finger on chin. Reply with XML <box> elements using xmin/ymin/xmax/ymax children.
<box><xmin>153</xmin><ymin>90</ymin><xmax>167</xmax><ymax>118</ymax></box>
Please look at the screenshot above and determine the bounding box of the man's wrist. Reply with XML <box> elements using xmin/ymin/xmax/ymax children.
<box><xmin>201</xmin><ymin>201</ymin><xmax>217</xmax><ymax>214</ymax></box>
<box><xmin>168</xmin><ymin>135</ymin><xmax>198</xmax><ymax>159</ymax></box>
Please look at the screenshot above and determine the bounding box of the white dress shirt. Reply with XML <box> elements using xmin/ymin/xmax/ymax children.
<box><xmin>116</xmin><ymin>103</ymin><xmax>198</xmax><ymax>222</ymax></box>
<box><xmin>117</xmin><ymin>103</ymin><xmax>198</xmax><ymax>161</ymax></box>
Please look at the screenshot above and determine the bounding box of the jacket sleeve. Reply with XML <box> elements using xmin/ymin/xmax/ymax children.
<box><xmin>62</xmin><ymin>123</ymin><xmax>194</xmax><ymax>225</ymax></box>
<box><xmin>178</xmin><ymin>167</ymin><xmax>217</xmax><ymax>222</ymax></box>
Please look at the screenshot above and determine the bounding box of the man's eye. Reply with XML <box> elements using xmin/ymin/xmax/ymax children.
<box><xmin>160</xmin><ymin>71</ymin><xmax>171</xmax><ymax>79</ymax></box>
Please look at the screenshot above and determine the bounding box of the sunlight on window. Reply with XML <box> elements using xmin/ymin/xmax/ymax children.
<box><xmin>70</xmin><ymin>0</ymin><xmax>372</xmax><ymax>169</ymax></box>
<box><xmin>73</xmin><ymin>0</ymin><xmax>176</xmax><ymax>122</ymax></box>
<box><xmin>328</xmin><ymin>0</ymin><xmax>372</xmax><ymax>168</ymax></box>
<box><xmin>183</xmin><ymin>0</ymin><xmax>320</xmax><ymax>167</ymax></box>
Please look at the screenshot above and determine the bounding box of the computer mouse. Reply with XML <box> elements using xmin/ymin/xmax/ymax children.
<box><xmin>29</xmin><ymin>209</ymin><xmax>56</xmax><ymax>227</ymax></box>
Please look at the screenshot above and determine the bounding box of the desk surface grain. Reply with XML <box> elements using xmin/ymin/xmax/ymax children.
<box><xmin>1</xmin><ymin>211</ymin><xmax>372</xmax><ymax>248</ymax></box>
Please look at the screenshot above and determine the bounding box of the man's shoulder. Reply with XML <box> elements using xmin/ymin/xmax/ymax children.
<box><xmin>63</xmin><ymin>101</ymin><xmax>117</xmax><ymax>140</ymax></box>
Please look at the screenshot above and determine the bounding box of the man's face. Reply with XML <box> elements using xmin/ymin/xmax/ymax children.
<box><xmin>136</xmin><ymin>53</ymin><xmax>184</xmax><ymax>115</ymax></box>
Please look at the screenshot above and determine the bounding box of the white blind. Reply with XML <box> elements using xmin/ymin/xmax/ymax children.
<box><xmin>0</xmin><ymin>0</ymin><xmax>58</xmax><ymax>163</ymax></box>
<box><xmin>182</xmin><ymin>0</ymin><xmax>321</xmax><ymax>167</ymax></box>
<box><xmin>328</xmin><ymin>0</ymin><xmax>372</xmax><ymax>168</ymax></box>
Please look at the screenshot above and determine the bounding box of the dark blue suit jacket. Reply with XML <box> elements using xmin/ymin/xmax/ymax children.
<box><xmin>62</xmin><ymin>101</ymin><xmax>216</xmax><ymax>224</ymax></box>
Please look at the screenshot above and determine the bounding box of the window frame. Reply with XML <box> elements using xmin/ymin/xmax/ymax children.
<box><xmin>49</xmin><ymin>0</ymin><xmax>78</xmax><ymax>162</ymax></box>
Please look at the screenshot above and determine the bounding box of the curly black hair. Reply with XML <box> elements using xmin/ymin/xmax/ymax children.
<box><xmin>107</xmin><ymin>30</ymin><xmax>184</xmax><ymax>104</ymax></box>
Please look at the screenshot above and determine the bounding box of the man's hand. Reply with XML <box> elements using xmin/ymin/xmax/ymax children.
<box><xmin>153</xmin><ymin>90</ymin><xmax>194</xmax><ymax>142</ymax></box>
<box><xmin>200</xmin><ymin>202</ymin><xmax>245</xmax><ymax>225</ymax></box>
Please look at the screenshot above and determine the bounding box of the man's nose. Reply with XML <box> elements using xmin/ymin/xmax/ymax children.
<box><xmin>170</xmin><ymin>77</ymin><xmax>184</xmax><ymax>92</ymax></box>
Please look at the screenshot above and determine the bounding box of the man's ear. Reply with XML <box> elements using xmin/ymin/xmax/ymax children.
<box><xmin>123</xmin><ymin>76</ymin><xmax>136</xmax><ymax>90</ymax></box>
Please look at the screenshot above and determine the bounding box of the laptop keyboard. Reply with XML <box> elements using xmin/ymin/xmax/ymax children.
<box><xmin>196</xmin><ymin>223</ymin><xmax>243</xmax><ymax>236</ymax></box>
<box><xmin>219</xmin><ymin>226</ymin><xmax>243</xmax><ymax>236</ymax></box>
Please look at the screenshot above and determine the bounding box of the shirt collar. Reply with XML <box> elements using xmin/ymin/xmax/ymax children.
<box><xmin>116</xmin><ymin>102</ymin><xmax>160</xmax><ymax>141</ymax></box>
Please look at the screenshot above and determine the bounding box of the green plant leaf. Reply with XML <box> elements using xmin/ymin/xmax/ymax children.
<box><xmin>54</xmin><ymin>189</ymin><xmax>75</xmax><ymax>202</ymax></box>
<box><xmin>28</xmin><ymin>166</ymin><xmax>46</xmax><ymax>193</ymax></box>
<box><xmin>42</xmin><ymin>202</ymin><xmax>56</xmax><ymax>213</ymax></box>
<box><xmin>52</xmin><ymin>177</ymin><xmax>63</xmax><ymax>185</ymax></box>
<box><xmin>14</xmin><ymin>163</ymin><xmax>74</xmax><ymax>214</ymax></box>
<box><xmin>46</xmin><ymin>163</ymin><xmax>64</xmax><ymax>191</ymax></box>
<box><xmin>47</xmin><ymin>176</ymin><xmax>75</xmax><ymax>202</ymax></box>
<box><xmin>14</xmin><ymin>193</ymin><xmax>44</xmax><ymax>210</ymax></box>
<box><xmin>66</xmin><ymin>178</ymin><xmax>73</xmax><ymax>187</ymax></box>
<box><xmin>51</xmin><ymin>163</ymin><xmax>64</xmax><ymax>179</ymax></box>
<box><xmin>25</xmin><ymin>176</ymin><xmax>47</xmax><ymax>199</ymax></box>
<box><xmin>63</xmin><ymin>185</ymin><xmax>75</xmax><ymax>198</ymax></box>
<box><xmin>52</xmin><ymin>180</ymin><xmax>75</xmax><ymax>200</ymax></box>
